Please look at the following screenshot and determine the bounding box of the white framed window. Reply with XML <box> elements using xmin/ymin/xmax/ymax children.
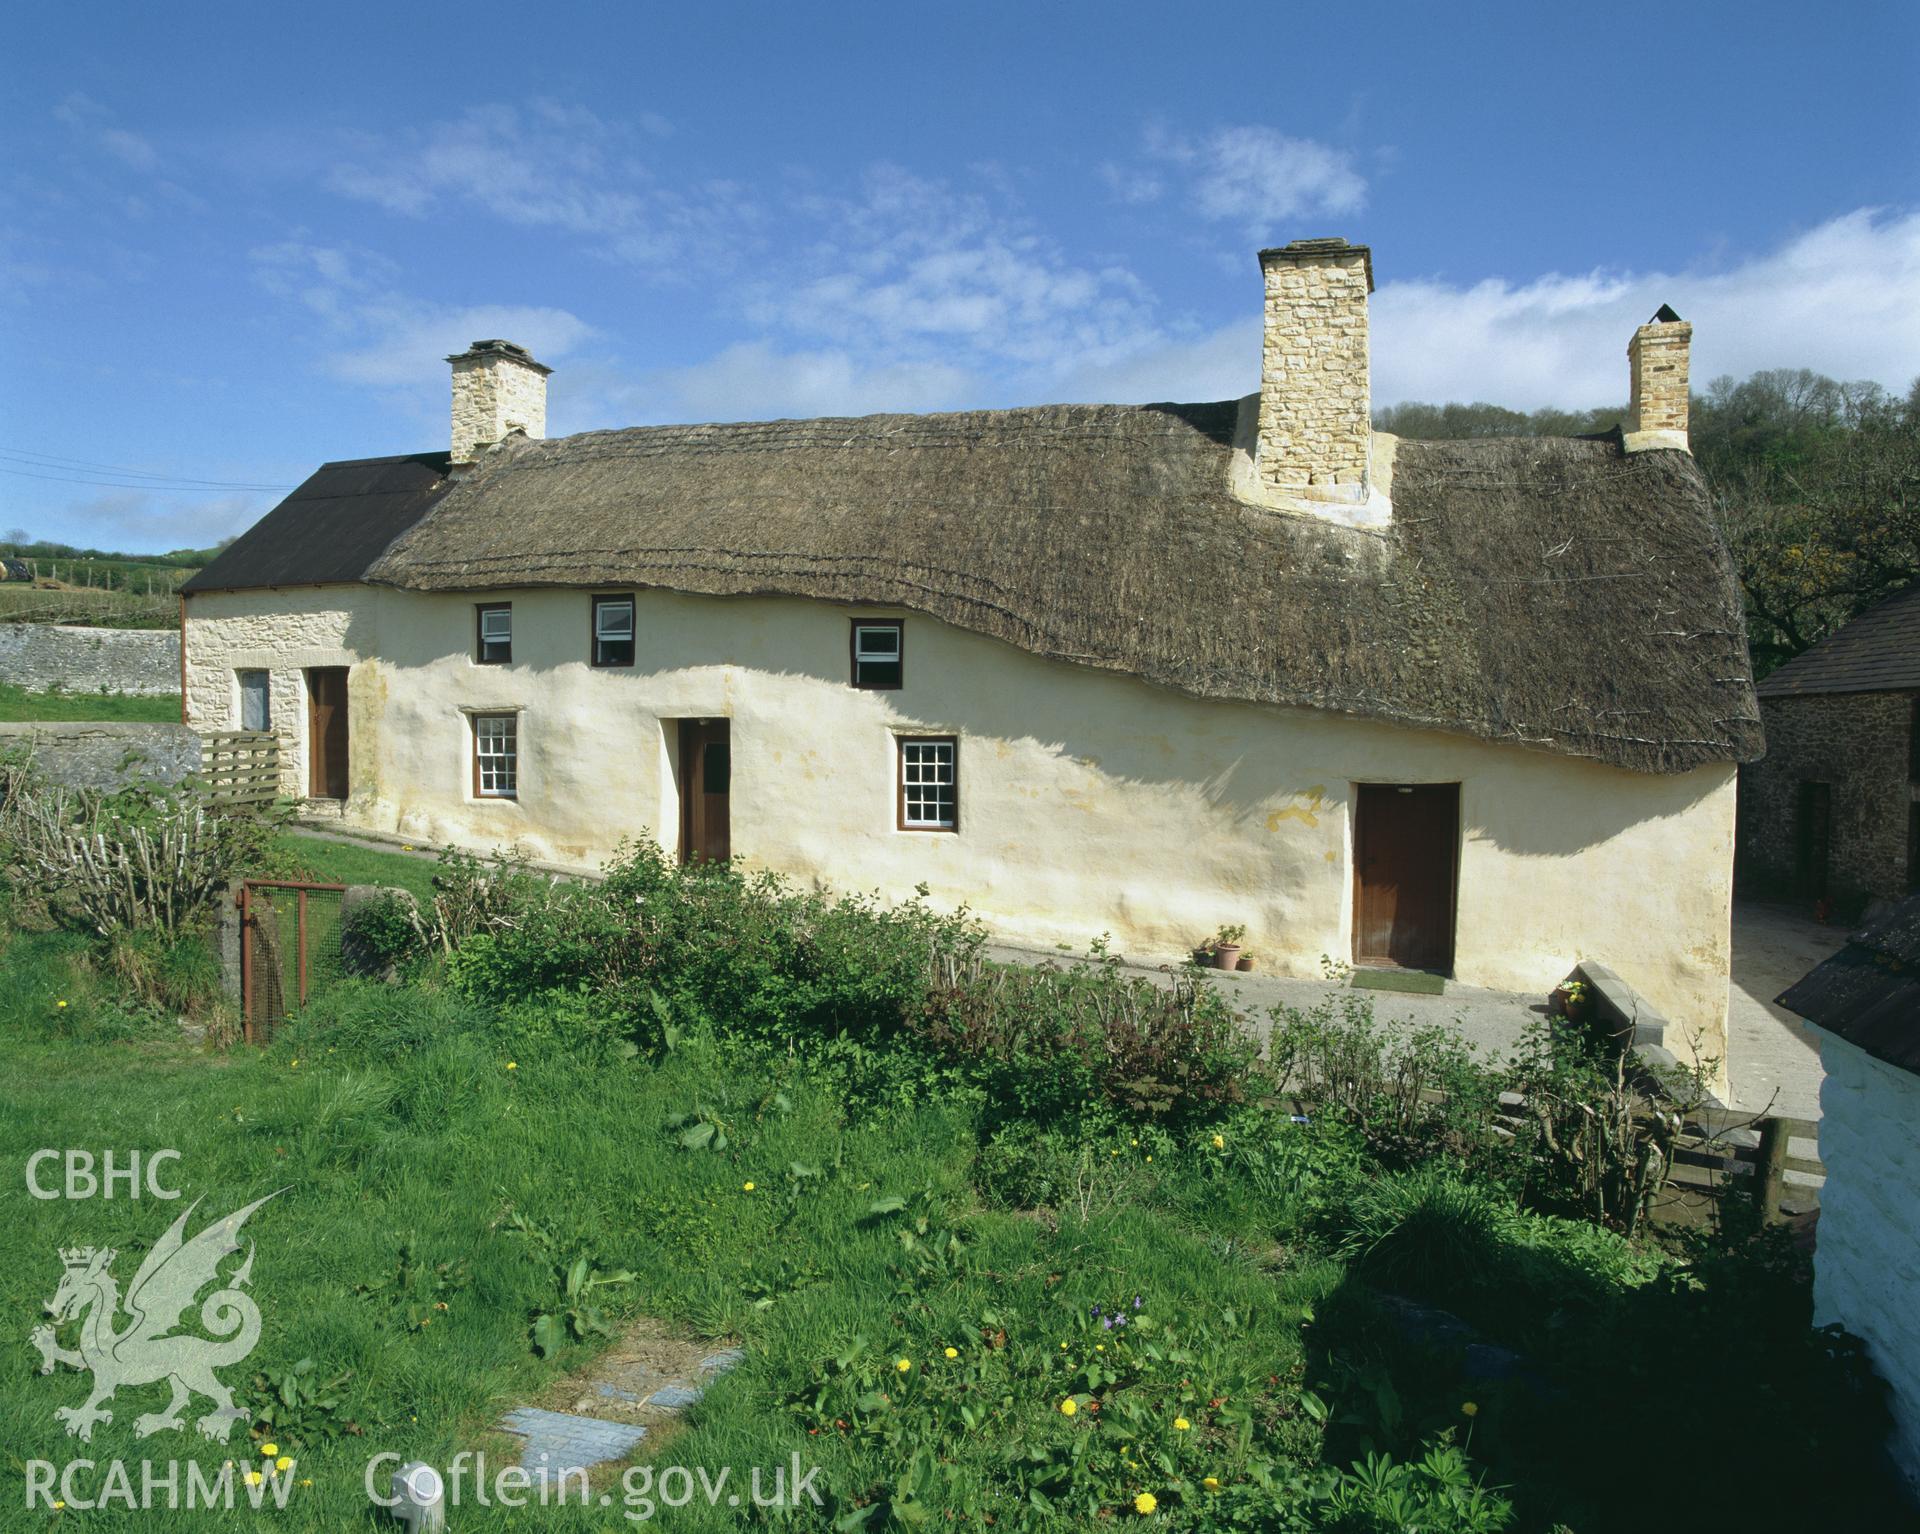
<box><xmin>852</xmin><ymin>619</ymin><xmax>903</xmax><ymax>689</ymax></box>
<box><xmin>473</xmin><ymin>713</ymin><xmax>518</xmax><ymax>798</ymax></box>
<box><xmin>897</xmin><ymin>736</ymin><xmax>957</xmax><ymax>831</ymax></box>
<box><xmin>477</xmin><ymin>603</ymin><xmax>512</xmax><ymax>665</ymax></box>
<box><xmin>592</xmin><ymin>594</ymin><xmax>636</xmax><ymax>667</ymax></box>
<box><xmin>237</xmin><ymin>669</ymin><xmax>270</xmax><ymax>732</ymax></box>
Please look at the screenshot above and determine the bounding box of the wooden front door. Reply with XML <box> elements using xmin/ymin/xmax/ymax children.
<box><xmin>1353</xmin><ymin>783</ymin><xmax>1459</xmax><ymax>973</ymax></box>
<box><xmin>678</xmin><ymin>719</ymin><xmax>731</xmax><ymax>864</ymax></box>
<box><xmin>306</xmin><ymin>667</ymin><xmax>349</xmax><ymax>800</ymax></box>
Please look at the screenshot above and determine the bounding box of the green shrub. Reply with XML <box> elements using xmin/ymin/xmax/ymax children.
<box><xmin>339</xmin><ymin>890</ymin><xmax>425</xmax><ymax>975</ymax></box>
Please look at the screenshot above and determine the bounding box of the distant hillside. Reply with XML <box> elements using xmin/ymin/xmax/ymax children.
<box><xmin>0</xmin><ymin>537</ymin><xmax>222</xmax><ymax>629</ymax></box>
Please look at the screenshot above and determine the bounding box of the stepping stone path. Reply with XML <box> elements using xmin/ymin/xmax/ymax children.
<box><xmin>495</xmin><ymin>1328</ymin><xmax>746</xmax><ymax>1477</ymax></box>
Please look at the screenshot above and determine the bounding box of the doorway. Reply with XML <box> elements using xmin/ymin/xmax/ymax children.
<box><xmin>1794</xmin><ymin>781</ymin><xmax>1832</xmax><ymax>899</ymax></box>
<box><xmin>677</xmin><ymin>719</ymin><xmax>731</xmax><ymax>864</ymax></box>
<box><xmin>306</xmin><ymin>667</ymin><xmax>350</xmax><ymax>800</ymax></box>
<box><xmin>1353</xmin><ymin>783</ymin><xmax>1459</xmax><ymax>973</ymax></box>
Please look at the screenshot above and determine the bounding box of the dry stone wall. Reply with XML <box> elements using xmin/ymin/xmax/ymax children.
<box><xmin>0</xmin><ymin>623</ymin><xmax>179</xmax><ymax>696</ymax></box>
<box><xmin>0</xmin><ymin>722</ymin><xmax>201</xmax><ymax>792</ymax></box>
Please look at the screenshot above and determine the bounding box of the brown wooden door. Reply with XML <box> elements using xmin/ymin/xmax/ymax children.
<box><xmin>306</xmin><ymin>667</ymin><xmax>350</xmax><ymax>800</ymax></box>
<box><xmin>1353</xmin><ymin>783</ymin><xmax>1459</xmax><ymax>972</ymax></box>
<box><xmin>678</xmin><ymin>720</ymin><xmax>731</xmax><ymax>864</ymax></box>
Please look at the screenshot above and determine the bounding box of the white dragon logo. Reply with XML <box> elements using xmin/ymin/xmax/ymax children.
<box><xmin>31</xmin><ymin>1193</ymin><xmax>278</xmax><ymax>1442</ymax></box>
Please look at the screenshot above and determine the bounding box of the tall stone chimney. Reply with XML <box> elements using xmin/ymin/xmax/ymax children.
<box><xmin>1255</xmin><ymin>238</ymin><xmax>1374</xmax><ymax>506</ymax></box>
<box><xmin>1623</xmin><ymin>305</ymin><xmax>1691</xmax><ymax>452</ymax></box>
<box><xmin>448</xmin><ymin>339</ymin><xmax>551</xmax><ymax>464</ymax></box>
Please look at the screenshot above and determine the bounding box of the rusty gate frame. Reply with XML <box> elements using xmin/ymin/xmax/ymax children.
<box><xmin>239</xmin><ymin>879</ymin><xmax>346</xmax><ymax>1043</ymax></box>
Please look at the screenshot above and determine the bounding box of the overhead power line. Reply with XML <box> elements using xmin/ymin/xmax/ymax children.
<box><xmin>0</xmin><ymin>446</ymin><xmax>296</xmax><ymax>492</ymax></box>
<box><xmin>0</xmin><ymin>466</ymin><xmax>293</xmax><ymax>494</ymax></box>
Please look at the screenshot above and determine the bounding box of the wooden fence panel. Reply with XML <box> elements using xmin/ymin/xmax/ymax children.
<box><xmin>200</xmin><ymin>731</ymin><xmax>281</xmax><ymax>807</ymax></box>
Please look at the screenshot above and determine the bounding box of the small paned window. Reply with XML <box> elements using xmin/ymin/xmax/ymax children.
<box><xmin>477</xmin><ymin>604</ymin><xmax>512</xmax><ymax>665</ymax></box>
<box><xmin>474</xmin><ymin>713</ymin><xmax>518</xmax><ymax>798</ymax></box>
<box><xmin>593</xmin><ymin>595</ymin><xmax>636</xmax><ymax>668</ymax></box>
<box><xmin>852</xmin><ymin>620</ymin><xmax>903</xmax><ymax>689</ymax></box>
<box><xmin>898</xmin><ymin>736</ymin><xmax>957</xmax><ymax>831</ymax></box>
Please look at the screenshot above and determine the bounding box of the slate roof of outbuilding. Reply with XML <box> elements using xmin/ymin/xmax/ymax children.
<box><xmin>181</xmin><ymin>452</ymin><xmax>451</xmax><ymax>594</ymax></box>
<box><xmin>1755</xmin><ymin>582</ymin><xmax>1920</xmax><ymax>699</ymax></box>
<box><xmin>1778</xmin><ymin>894</ymin><xmax>1920</xmax><ymax>1079</ymax></box>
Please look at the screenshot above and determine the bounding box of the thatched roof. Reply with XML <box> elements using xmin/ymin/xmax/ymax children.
<box><xmin>365</xmin><ymin>401</ymin><xmax>1761</xmax><ymax>774</ymax></box>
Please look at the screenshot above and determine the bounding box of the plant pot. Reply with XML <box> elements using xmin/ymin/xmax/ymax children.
<box><xmin>1235</xmin><ymin>955</ymin><xmax>1256</xmax><ymax>972</ymax></box>
<box><xmin>1212</xmin><ymin>944</ymin><xmax>1242</xmax><ymax>971</ymax></box>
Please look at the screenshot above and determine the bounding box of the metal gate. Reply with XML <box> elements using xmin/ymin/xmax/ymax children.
<box><xmin>240</xmin><ymin>880</ymin><xmax>346</xmax><ymax>1042</ymax></box>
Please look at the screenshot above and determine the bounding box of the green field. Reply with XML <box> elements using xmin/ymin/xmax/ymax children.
<box><xmin>0</xmin><ymin>682</ymin><xmax>182</xmax><ymax>722</ymax></box>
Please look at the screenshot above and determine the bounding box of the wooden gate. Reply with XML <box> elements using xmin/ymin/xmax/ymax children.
<box><xmin>240</xmin><ymin>879</ymin><xmax>346</xmax><ymax>1042</ymax></box>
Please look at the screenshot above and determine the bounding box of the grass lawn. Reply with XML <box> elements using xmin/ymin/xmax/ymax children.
<box><xmin>1</xmin><ymin>925</ymin><xmax>1341</xmax><ymax>1531</ymax></box>
<box><xmin>267</xmin><ymin>831</ymin><xmax>442</xmax><ymax>905</ymax></box>
<box><xmin>0</xmin><ymin>682</ymin><xmax>181</xmax><ymax>722</ymax></box>
<box><xmin>2</xmin><ymin>830</ymin><xmax>1912</xmax><ymax>1531</ymax></box>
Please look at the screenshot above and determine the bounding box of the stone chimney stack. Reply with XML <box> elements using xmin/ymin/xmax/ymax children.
<box><xmin>1624</xmin><ymin>305</ymin><xmax>1691</xmax><ymax>452</ymax></box>
<box><xmin>1255</xmin><ymin>238</ymin><xmax>1374</xmax><ymax>506</ymax></box>
<box><xmin>448</xmin><ymin>339</ymin><xmax>551</xmax><ymax>464</ymax></box>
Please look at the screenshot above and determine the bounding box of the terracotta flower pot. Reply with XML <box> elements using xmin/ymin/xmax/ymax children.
<box><xmin>1213</xmin><ymin>944</ymin><xmax>1242</xmax><ymax>971</ymax></box>
<box><xmin>1235</xmin><ymin>955</ymin><xmax>1256</xmax><ymax>972</ymax></box>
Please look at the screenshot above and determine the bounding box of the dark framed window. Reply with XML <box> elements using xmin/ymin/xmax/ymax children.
<box><xmin>897</xmin><ymin>735</ymin><xmax>957</xmax><ymax>831</ymax></box>
<box><xmin>473</xmin><ymin>713</ymin><xmax>518</xmax><ymax>798</ymax></box>
<box><xmin>592</xmin><ymin>594</ymin><xmax>636</xmax><ymax>668</ymax></box>
<box><xmin>476</xmin><ymin>603</ymin><xmax>512</xmax><ymax>665</ymax></box>
<box><xmin>852</xmin><ymin>619</ymin><xmax>903</xmax><ymax>689</ymax></box>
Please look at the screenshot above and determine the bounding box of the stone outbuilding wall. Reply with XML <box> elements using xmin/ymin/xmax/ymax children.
<box><xmin>1738</xmin><ymin>691</ymin><xmax>1917</xmax><ymax>907</ymax></box>
<box><xmin>0</xmin><ymin>623</ymin><xmax>180</xmax><ymax>696</ymax></box>
<box><xmin>0</xmin><ymin>722</ymin><xmax>202</xmax><ymax>793</ymax></box>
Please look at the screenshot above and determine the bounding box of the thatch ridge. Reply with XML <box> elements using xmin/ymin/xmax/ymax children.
<box><xmin>367</xmin><ymin>402</ymin><xmax>1762</xmax><ymax>774</ymax></box>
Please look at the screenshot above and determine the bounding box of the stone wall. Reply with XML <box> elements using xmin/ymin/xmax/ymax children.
<box><xmin>1813</xmin><ymin>1034</ymin><xmax>1920</xmax><ymax>1495</ymax></box>
<box><xmin>0</xmin><ymin>722</ymin><xmax>201</xmax><ymax>792</ymax></box>
<box><xmin>0</xmin><ymin>623</ymin><xmax>180</xmax><ymax>696</ymax></box>
<box><xmin>1255</xmin><ymin>242</ymin><xmax>1371</xmax><ymax>503</ymax></box>
<box><xmin>1738</xmin><ymin>690</ymin><xmax>1915</xmax><ymax>905</ymax></box>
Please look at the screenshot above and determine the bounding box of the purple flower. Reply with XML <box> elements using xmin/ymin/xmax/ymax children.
<box><xmin>1133</xmin><ymin>1296</ymin><xmax>1143</xmax><ymax>1310</ymax></box>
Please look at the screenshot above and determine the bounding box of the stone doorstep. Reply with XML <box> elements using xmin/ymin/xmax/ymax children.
<box><xmin>494</xmin><ymin>1340</ymin><xmax>745</xmax><ymax>1474</ymax></box>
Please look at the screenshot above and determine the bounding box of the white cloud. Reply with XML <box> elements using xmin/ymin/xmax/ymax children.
<box><xmin>1371</xmin><ymin>207</ymin><xmax>1920</xmax><ymax>408</ymax></box>
<box><xmin>1128</xmin><ymin>124</ymin><xmax>1368</xmax><ymax>236</ymax></box>
<box><xmin>48</xmin><ymin>490</ymin><xmax>269</xmax><ymax>552</ymax></box>
<box><xmin>627</xmin><ymin>342</ymin><xmax>978</xmax><ymax>423</ymax></box>
<box><xmin>324</xmin><ymin>102</ymin><xmax>749</xmax><ymax>272</ymax></box>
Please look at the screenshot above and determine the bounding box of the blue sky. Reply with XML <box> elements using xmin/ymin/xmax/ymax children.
<box><xmin>3</xmin><ymin>0</ymin><xmax>1916</xmax><ymax>552</ymax></box>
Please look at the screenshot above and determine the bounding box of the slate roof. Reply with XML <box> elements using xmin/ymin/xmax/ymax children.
<box><xmin>1756</xmin><ymin>582</ymin><xmax>1920</xmax><ymax>699</ymax></box>
<box><xmin>1777</xmin><ymin>894</ymin><xmax>1920</xmax><ymax>1078</ymax></box>
<box><xmin>181</xmin><ymin>452</ymin><xmax>451</xmax><ymax>594</ymax></box>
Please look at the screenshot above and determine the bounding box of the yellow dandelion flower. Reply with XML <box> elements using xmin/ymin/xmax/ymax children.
<box><xmin>1095</xmin><ymin>1343</ymin><xmax>1105</xmax><ymax>1351</ymax></box>
<box><xmin>261</xmin><ymin>1443</ymin><xmax>278</xmax><ymax>1458</ymax></box>
<box><xmin>506</xmin><ymin>1061</ymin><xmax>518</xmax><ymax>1070</ymax></box>
<box><xmin>1145</xmin><ymin>1155</ymin><xmax>1152</xmax><ymax>1162</ymax></box>
<box><xmin>1174</xmin><ymin>1417</ymin><xmax>1190</xmax><ymax>1431</ymax></box>
<box><xmin>245</xmin><ymin>1471</ymin><xmax>263</xmax><ymax>1487</ymax></box>
<box><xmin>299</xmin><ymin>1478</ymin><xmax>313</xmax><ymax>1487</ymax></box>
<box><xmin>1461</xmin><ymin>1401</ymin><xmax>1479</xmax><ymax>1418</ymax></box>
<box><xmin>1211</xmin><ymin>1134</ymin><xmax>1225</xmax><ymax>1149</ymax></box>
<box><xmin>742</xmin><ymin>1181</ymin><xmax>755</xmax><ymax>1192</ymax></box>
<box><xmin>56</xmin><ymin>1000</ymin><xmax>68</xmax><ymax>1009</ymax></box>
<box><xmin>1202</xmin><ymin>1475</ymin><xmax>1219</xmax><ymax>1490</ymax></box>
<box><xmin>1134</xmin><ymin>1491</ymin><xmax>1157</xmax><ymax>1514</ymax></box>
<box><xmin>275</xmin><ymin>1456</ymin><xmax>294</xmax><ymax>1472</ymax></box>
<box><xmin>1058</xmin><ymin>1398</ymin><xmax>1077</xmax><ymax>1416</ymax></box>
<box><xmin>944</xmin><ymin>1347</ymin><xmax>958</xmax><ymax>1359</ymax></box>
<box><xmin>53</xmin><ymin>1501</ymin><xmax>66</xmax><ymax>1510</ymax></box>
<box><xmin>289</xmin><ymin>1059</ymin><xmax>299</xmax><ymax>1068</ymax></box>
<box><xmin>1059</xmin><ymin>1341</ymin><xmax>1069</xmax><ymax>1349</ymax></box>
<box><xmin>896</xmin><ymin>1358</ymin><xmax>912</xmax><ymax>1373</ymax></box>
